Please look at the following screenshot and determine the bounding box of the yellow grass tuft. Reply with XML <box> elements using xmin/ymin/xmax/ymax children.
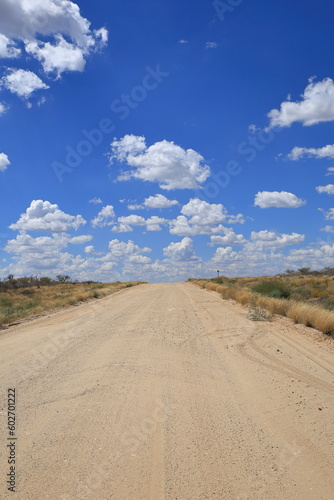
<box><xmin>256</xmin><ymin>296</ymin><xmax>290</xmax><ymax>316</ymax></box>
<box><xmin>287</xmin><ymin>302</ymin><xmax>334</xmax><ymax>335</ymax></box>
<box><xmin>191</xmin><ymin>279</ymin><xmax>334</xmax><ymax>336</ymax></box>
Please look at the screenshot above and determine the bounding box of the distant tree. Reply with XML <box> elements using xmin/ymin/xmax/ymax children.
<box><xmin>56</xmin><ymin>275</ymin><xmax>71</xmax><ymax>283</ymax></box>
<box><xmin>40</xmin><ymin>277</ymin><xmax>53</xmax><ymax>285</ymax></box>
<box><xmin>298</xmin><ymin>267</ymin><xmax>311</xmax><ymax>275</ymax></box>
<box><xmin>322</xmin><ymin>267</ymin><xmax>334</xmax><ymax>276</ymax></box>
<box><xmin>284</xmin><ymin>269</ymin><xmax>295</xmax><ymax>275</ymax></box>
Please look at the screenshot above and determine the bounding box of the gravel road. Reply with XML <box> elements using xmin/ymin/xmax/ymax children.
<box><xmin>1</xmin><ymin>282</ymin><xmax>334</xmax><ymax>499</ymax></box>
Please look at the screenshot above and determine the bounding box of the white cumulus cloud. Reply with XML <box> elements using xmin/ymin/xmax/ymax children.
<box><xmin>267</xmin><ymin>78</ymin><xmax>334</xmax><ymax>128</ymax></box>
<box><xmin>102</xmin><ymin>239</ymin><xmax>151</xmax><ymax>261</ymax></box>
<box><xmin>69</xmin><ymin>235</ymin><xmax>92</xmax><ymax>244</ymax></box>
<box><xmin>0</xmin><ymin>33</ymin><xmax>20</xmax><ymax>58</ymax></box>
<box><xmin>163</xmin><ymin>237</ymin><xmax>198</xmax><ymax>261</ymax></box>
<box><xmin>143</xmin><ymin>194</ymin><xmax>179</xmax><ymax>209</ymax></box>
<box><xmin>10</xmin><ymin>200</ymin><xmax>86</xmax><ymax>233</ymax></box>
<box><xmin>112</xmin><ymin>214</ymin><xmax>168</xmax><ymax>233</ymax></box>
<box><xmin>212</xmin><ymin>246</ymin><xmax>238</xmax><ymax>263</ymax></box>
<box><xmin>181</xmin><ymin>198</ymin><xmax>226</xmax><ymax>224</ymax></box>
<box><xmin>146</xmin><ymin>216</ymin><xmax>168</xmax><ymax>231</ymax></box>
<box><xmin>110</xmin><ymin>135</ymin><xmax>210</xmax><ymax>190</ymax></box>
<box><xmin>254</xmin><ymin>191</ymin><xmax>305</xmax><ymax>208</ymax></box>
<box><xmin>169</xmin><ymin>198</ymin><xmax>243</xmax><ymax>236</ymax></box>
<box><xmin>321</xmin><ymin>225</ymin><xmax>334</xmax><ymax>233</ymax></box>
<box><xmin>209</xmin><ymin>230</ymin><xmax>247</xmax><ymax>246</ymax></box>
<box><xmin>0</xmin><ymin>102</ymin><xmax>8</xmax><ymax>115</ymax></box>
<box><xmin>319</xmin><ymin>208</ymin><xmax>334</xmax><ymax>220</ymax></box>
<box><xmin>91</xmin><ymin>205</ymin><xmax>115</xmax><ymax>228</ymax></box>
<box><xmin>316</xmin><ymin>184</ymin><xmax>334</xmax><ymax>195</ymax></box>
<box><xmin>0</xmin><ymin>0</ymin><xmax>108</xmax><ymax>78</ymax></box>
<box><xmin>0</xmin><ymin>152</ymin><xmax>10</xmax><ymax>172</ymax></box>
<box><xmin>288</xmin><ymin>144</ymin><xmax>334</xmax><ymax>161</ymax></box>
<box><xmin>250</xmin><ymin>230</ymin><xmax>305</xmax><ymax>248</ymax></box>
<box><xmin>25</xmin><ymin>36</ymin><xmax>85</xmax><ymax>77</ymax></box>
<box><xmin>1</xmin><ymin>69</ymin><xmax>49</xmax><ymax>99</ymax></box>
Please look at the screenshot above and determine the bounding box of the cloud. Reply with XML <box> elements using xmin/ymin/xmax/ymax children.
<box><xmin>267</xmin><ymin>78</ymin><xmax>334</xmax><ymax>128</ymax></box>
<box><xmin>206</xmin><ymin>42</ymin><xmax>218</xmax><ymax>48</ymax></box>
<box><xmin>181</xmin><ymin>198</ymin><xmax>226</xmax><ymax>224</ymax></box>
<box><xmin>0</xmin><ymin>102</ymin><xmax>8</xmax><ymax>115</ymax></box>
<box><xmin>128</xmin><ymin>255</ymin><xmax>151</xmax><ymax>264</ymax></box>
<box><xmin>250</xmin><ymin>230</ymin><xmax>305</xmax><ymax>248</ymax></box>
<box><xmin>111</xmin><ymin>223</ymin><xmax>133</xmax><ymax>233</ymax></box>
<box><xmin>0</xmin><ymin>152</ymin><xmax>10</xmax><ymax>172</ymax></box>
<box><xmin>9</xmin><ymin>200</ymin><xmax>86</xmax><ymax>232</ymax></box>
<box><xmin>25</xmin><ymin>36</ymin><xmax>86</xmax><ymax>77</ymax></box>
<box><xmin>3</xmin><ymin>233</ymin><xmax>93</xmax><ymax>279</ymax></box>
<box><xmin>287</xmin><ymin>244</ymin><xmax>334</xmax><ymax>268</ymax></box>
<box><xmin>225</xmin><ymin>214</ymin><xmax>246</xmax><ymax>224</ymax></box>
<box><xmin>91</xmin><ymin>205</ymin><xmax>115</xmax><ymax>228</ymax></box>
<box><xmin>102</xmin><ymin>239</ymin><xmax>151</xmax><ymax>261</ymax></box>
<box><xmin>5</xmin><ymin>233</ymin><xmax>69</xmax><ymax>255</ymax></box>
<box><xmin>169</xmin><ymin>216</ymin><xmax>223</xmax><ymax>236</ymax></box>
<box><xmin>316</xmin><ymin>184</ymin><xmax>334</xmax><ymax>195</ymax></box>
<box><xmin>143</xmin><ymin>194</ymin><xmax>179</xmax><ymax>209</ymax></box>
<box><xmin>112</xmin><ymin>214</ymin><xmax>168</xmax><ymax>232</ymax></box>
<box><xmin>89</xmin><ymin>197</ymin><xmax>103</xmax><ymax>204</ymax></box>
<box><xmin>168</xmin><ymin>198</ymin><xmax>243</xmax><ymax>236</ymax></box>
<box><xmin>209</xmin><ymin>230</ymin><xmax>247</xmax><ymax>246</ymax></box>
<box><xmin>179</xmin><ymin>39</ymin><xmax>188</xmax><ymax>44</ymax></box>
<box><xmin>0</xmin><ymin>33</ymin><xmax>20</xmax><ymax>58</ymax></box>
<box><xmin>326</xmin><ymin>167</ymin><xmax>334</xmax><ymax>176</ymax></box>
<box><xmin>110</xmin><ymin>135</ymin><xmax>210</xmax><ymax>190</ymax></box>
<box><xmin>84</xmin><ymin>245</ymin><xmax>101</xmax><ymax>256</ymax></box>
<box><xmin>146</xmin><ymin>216</ymin><xmax>168</xmax><ymax>231</ymax></box>
<box><xmin>212</xmin><ymin>246</ymin><xmax>238</xmax><ymax>263</ymax></box>
<box><xmin>288</xmin><ymin>145</ymin><xmax>334</xmax><ymax>161</ymax></box>
<box><xmin>248</xmin><ymin>124</ymin><xmax>259</xmax><ymax>133</ymax></box>
<box><xmin>127</xmin><ymin>194</ymin><xmax>178</xmax><ymax>210</ymax></box>
<box><xmin>254</xmin><ymin>191</ymin><xmax>305</xmax><ymax>208</ymax></box>
<box><xmin>0</xmin><ymin>0</ymin><xmax>108</xmax><ymax>78</ymax></box>
<box><xmin>321</xmin><ymin>225</ymin><xmax>334</xmax><ymax>233</ymax></box>
<box><xmin>69</xmin><ymin>235</ymin><xmax>92</xmax><ymax>244</ymax></box>
<box><xmin>1</xmin><ymin>69</ymin><xmax>49</xmax><ymax>99</ymax></box>
<box><xmin>319</xmin><ymin>208</ymin><xmax>334</xmax><ymax>220</ymax></box>
<box><xmin>163</xmin><ymin>237</ymin><xmax>198</xmax><ymax>261</ymax></box>
<box><xmin>117</xmin><ymin>215</ymin><xmax>146</xmax><ymax>227</ymax></box>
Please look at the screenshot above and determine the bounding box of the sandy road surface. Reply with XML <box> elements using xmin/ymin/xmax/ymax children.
<box><xmin>1</xmin><ymin>282</ymin><xmax>334</xmax><ymax>500</ymax></box>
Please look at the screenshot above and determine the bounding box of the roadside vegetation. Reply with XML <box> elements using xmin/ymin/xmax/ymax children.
<box><xmin>0</xmin><ymin>275</ymin><xmax>147</xmax><ymax>327</ymax></box>
<box><xmin>189</xmin><ymin>267</ymin><xmax>334</xmax><ymax>336</ymax></box>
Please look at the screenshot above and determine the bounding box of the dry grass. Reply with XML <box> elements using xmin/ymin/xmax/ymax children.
<box><xmin>191</xmin><ymin>278</ymin><xmax>334</xmax><ymax>336</ymax></box>
<box><xmin>0</xmin><ymin>281</ymin><xmax>146</xmax><ymax>327</ymax></box>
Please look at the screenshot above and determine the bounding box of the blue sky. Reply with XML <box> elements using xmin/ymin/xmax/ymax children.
<box><xmin>1</xmin><ymin>0</ymin><xmax>334</xmax><ymax>282</ymax></box>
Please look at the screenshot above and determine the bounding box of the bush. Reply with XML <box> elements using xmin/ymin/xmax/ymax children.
<box><xmin>252</xmin><ymin>280</ymin><xmax>291</xmax><ymax>299</ymax></box>
<box><xmin>248</xmin><ymin>306</ymin><xmax>273</xmax><ymax>322</ymax></box>
<box><xmin>211</xmin><ymin>277</ymin><xmax>225</xmax><ymax>284</ymax></box>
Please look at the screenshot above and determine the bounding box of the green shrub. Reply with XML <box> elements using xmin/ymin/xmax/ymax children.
<box><xmin>211</xmin><ymin>277</ymin><xmax>225</xmax><ymax>284</ymax></box>
<box><xmin>252</xmin><ymin>280</ymin><xmax>291</xmax><ymax>299</ymax></box>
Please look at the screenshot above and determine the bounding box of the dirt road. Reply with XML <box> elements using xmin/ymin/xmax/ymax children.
<box><xmin>1</xmin><ymin>282</ymin><xmax>334</xmax><ymax>500</ymax></box>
